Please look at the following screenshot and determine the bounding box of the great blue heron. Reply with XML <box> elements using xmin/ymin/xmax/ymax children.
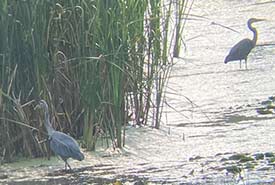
<box><xmin>35</xmin><ymin>100</ymin><xmax>84</xmax><ymax>170</ymax></box>
<box><xmin>224</xmin><ymin>18</ymin><xmax>265</xmax><ymax>69</ymax></box>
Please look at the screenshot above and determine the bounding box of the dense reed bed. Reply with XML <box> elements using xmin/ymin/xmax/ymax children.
<box><xmin>0</xmin><ymin>0</ymin><xmax>191</xmax><ymax>162</ymax></box>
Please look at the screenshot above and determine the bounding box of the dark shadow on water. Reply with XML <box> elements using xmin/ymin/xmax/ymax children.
<box><xmin>223</xmin><ymin>113</ymin><xmax>275</xmax><ymax>124</ymax></box>
<box><xmin>4</xmin><ymin>164</ymin><xmax>151</xmax><ymax>185</ymax></box>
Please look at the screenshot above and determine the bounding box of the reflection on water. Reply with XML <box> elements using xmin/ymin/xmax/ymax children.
<box><xmin>1</xmin><ymin>1</ymin><xmax>275</xmax><ymax>184</ymax></box>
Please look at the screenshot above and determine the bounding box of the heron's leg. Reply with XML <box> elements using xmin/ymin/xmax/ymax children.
<box><xmin>64</xmin><ymin>160</ymin><xmax>72</xmax><ymax>171</ymax></box>
<box><xmin>245</xmin><ymin>59</ymin><xmax>248</xmax><ymax>69</ymax></box>
<box><xmin>239</xmin><ymin>60</ymin><xmax>242</xmax><ymax>69</ymax></box>
<box><xmin>67</xmin><ymin>162</ymin><xmax>72</xmax><ymax>171</ymax></box>
<box><xmin>64</xmin><ymin>162</ymin><xmax>67</xmax><ymax>170</ymax></box>
<box><xmin>62</xmin><ymin>157</ymin><xmax>68</xmax><ymax>171</ymax></box>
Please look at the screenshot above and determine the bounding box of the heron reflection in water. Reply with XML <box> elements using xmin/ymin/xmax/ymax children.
<box><xmin>35</xmin><ymin>100</ymin><xmax>84</xmax><ymax>171</ymax></box>
<box><xmin>224</xmin><ymin>18</ymin><xmax>265</xmax><ymax>69</ymax></box>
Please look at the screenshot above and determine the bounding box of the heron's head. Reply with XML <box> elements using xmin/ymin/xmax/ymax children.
<box><xmin>248</xmin><ymin>18</ymin><xmax>265</xmax><ymax>25</ymax></box>
<box><xmin>34</xmin><ymin>100</ymin><xmax>49</xmax><ymax>110</ymax></box>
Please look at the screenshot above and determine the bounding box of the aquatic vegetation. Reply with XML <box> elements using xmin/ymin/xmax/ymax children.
<box><xmin>228</xmin><ymin>153</ymin><xmax>250</xmax><ymax>161</ymax></box>
<box><xmin>219</xmin><ymin>151</ymin><xmax>275</xmax><ymax>179</ymax></box>
<box><xmin>256</xmin><ymin>108</ymin><xmax>273</xmax><ymax>115</ymax></box>
<box><xmin>256</xmin><ymin>96</ymin><xmax>275</xmax><ymax>115</ymax></box>
<box><xmin>0</xmin><ymin>0</ymin><xmax>189</xmax><ymax>161</ymax></box>
<box><xmin>267</xmin><ymin>157</ymin><xmax>275</xmax><ymax>164</ymax></box>
<box><xmin>225</xmin><ymin>165</ymin><xmax>242</xmax><ymax>175</ymax></box>
<box><xmin>253</xmin><ymin>153</ymin><xmax>264</xmax><ymax>160</ymax></box>
<box><xmin>264</xmin><ymin>152</ymin><xmax>275</xmax><ymax>158</ymax></box>
<box><xmin>244</xmin><ymin>162</ymin><xmax>255</xmax><ymax>169</ymax></box>
<box><xmin>239</xmin><ymin>156</ymin><xmax>254</xmax><ymax>163</ymax></box>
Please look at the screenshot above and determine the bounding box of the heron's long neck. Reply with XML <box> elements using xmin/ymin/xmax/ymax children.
<box><xmin>44</xmin><ymin>107</ymin><xmax>54</xmax><ymax>135</ymax></box>
<box><xmin>248</xmin><ymin>23</ymin><xmax>257</xmax><ymax>46</ymax></box>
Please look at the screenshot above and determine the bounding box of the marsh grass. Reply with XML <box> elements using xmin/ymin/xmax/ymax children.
<box><xmin>0</xmin><ymin>0</ymin><xmax>191</xmax><ymax>161</ymax></box>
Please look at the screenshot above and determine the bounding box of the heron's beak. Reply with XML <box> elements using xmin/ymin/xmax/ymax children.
<box><xmin>255</xmin><ymin>18</ymin><xmax>266</xmax><ymax>22</ymax></box>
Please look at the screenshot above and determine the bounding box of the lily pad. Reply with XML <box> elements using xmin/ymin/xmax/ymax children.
<box><xmin>254</xmin><ymin>153</ymin><xmax>264</xmax><ymax>160</ymax></box>
<box><xmin>228</xmin><ymin>153</ymin><xmax>248</xmax><ymax>161</ymax></box>
<box><xmin>239</xmin><ymin>156</ymin><xmax>254</xmax><ymax>163</ymax></box>
<box><xmin>265</xmin><ymin>152</ymin><xmax>275</xmax><ymax>158</ymax></box>
<box><xmin>267</xmin><ymin>157</ymin><xmax>275</xmax><ymax>163</ymax></box>
<box><xmin>244</xmin><ymin>162</ymin><xmax>255</xmax><ymax>169</ymax></box>
<box><xmin>228</xmin><ymin>153</ymin><xmax>254</xmax><ymax>163</ymax></box>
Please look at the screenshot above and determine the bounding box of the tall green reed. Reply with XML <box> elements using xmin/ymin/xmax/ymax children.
<box><xmin>0</xmin><ymin>0</ymin><xmax>190</xmax><ymax>161</ymax></box>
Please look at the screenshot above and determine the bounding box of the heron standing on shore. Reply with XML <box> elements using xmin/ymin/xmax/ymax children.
<box><xmin>35</xmin><ymin>100</ymin><xmax>84</xmax><ymax>170</ymax></box>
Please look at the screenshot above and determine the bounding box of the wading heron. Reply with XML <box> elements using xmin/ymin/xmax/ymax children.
<box><xmin>224</xmin><ymin>18</ymin><xmax>265</xmax><ymax>69</ymax></box>
<box><xmin>35</xmin><ymin>100</ymin><xmax>84</xmax><ymax>170</ymax></box>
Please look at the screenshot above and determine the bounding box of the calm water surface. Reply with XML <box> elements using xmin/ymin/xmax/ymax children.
<box><xmin>166</xmin><ymin>0</ymin><xmax>275</xmax><ymax>154</ymax></box>
<box><xmin>163</xmin><ymin>0</ymin><xmax>275</xmax><ymax>183</ymax></box>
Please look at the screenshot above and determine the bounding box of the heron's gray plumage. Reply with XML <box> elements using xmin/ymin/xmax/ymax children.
<box><xmin>50</xmin><ymin>131</ymin><xmax>84</xmax><ymax>161</ymax></box>
<box><xmin>37</xmin><ymin>100</ymin><xmax>84</xmax><ymax>170</ymax></box>
<box><xmin>224</xmin><ymin>18</ymin><xmax>265</xmax><ymax>69</ymax></box>
<box><xmin>224</xmin><ymin>39</ymin><xmax>254</xmax><ymax>63</ymax></box>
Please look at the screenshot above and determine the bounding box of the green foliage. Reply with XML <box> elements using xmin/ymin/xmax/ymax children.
<box><xmin>0</xmin><ymin>0</ymin><xmax>188</xmax><ymax>161</ymax></box>
<box><xmin>256</xmin><ymin>96</ymin><xmax>275</xmax><ymax>115</ymax></box>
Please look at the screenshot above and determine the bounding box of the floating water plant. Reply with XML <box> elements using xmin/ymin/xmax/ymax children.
<box><xmin>244</xmin><ymin>162</ymin><xmax>255</xmax><ymax>169</ymax></box>
<box><xmin>228</xmin><ymin>153</ymin><xmax>249</xmax><ymax>161</ymax></box>
<box><xmin>225</xmin><ymin>165</ymin><xmax>242</xmax><ymax>175</ymax></box>
<box><xmin>227</xmin><ymin>153</ymin><xmax>254</xmax><ymax>163</ymax></box>
<box><xmin>256</xmin><ymin>108</ymin><xmax>273</xmax><ymax>115</ymax></box>
<box><xmin>239</xmin><ymin>156</ymin><xmax>254</xmax><ymax>163</ymax></box>
<box><xmin>264</xmin><ymin>152</ymin><xmax>275</xmax><ymax>158</ymax></box>
<box><xmin>256</xmin><ymin>96</ymin><xmax>275</xmax><ymax>115</ymax></box>
<box><xmin>253</xmin><ymin>153</ymin><xmax>264</xmax><ymax>160</ymax></box>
